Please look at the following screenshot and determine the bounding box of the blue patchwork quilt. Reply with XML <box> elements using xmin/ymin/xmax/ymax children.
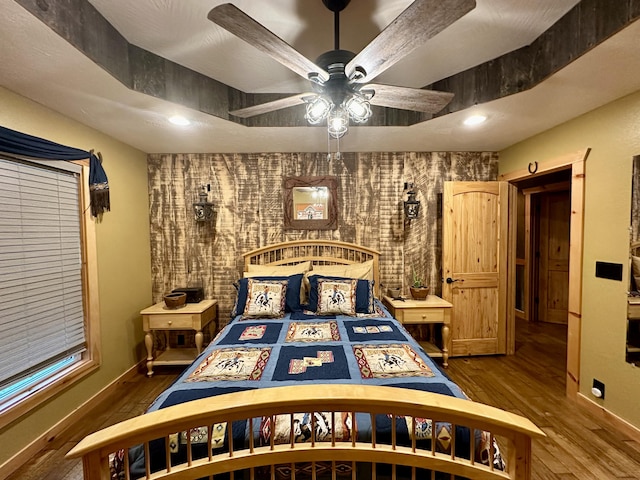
<box><xmin>126</xmin><ymin>301</ymin><xmax>504</xmax><ymax>478</ymax></box>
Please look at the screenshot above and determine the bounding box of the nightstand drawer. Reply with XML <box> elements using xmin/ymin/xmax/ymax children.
<box><xmin>400</xmin><ymin>309</ymin><xmax>444</xmax><ymax>324</ymax></box>
<box><xmin>148</xmin><ymin>315</ymin><xmax>194</xmax><ymax>329</ymax></box>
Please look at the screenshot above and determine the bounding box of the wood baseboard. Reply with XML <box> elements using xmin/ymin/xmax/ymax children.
<box><xmin>0</xmin><ymin>360</ymin><xmax>144</xmax><ymax>480</ymax></box>
<box><xmin>576</xmin><ymin>392</ymin><xmax>640</xmax><ymax>442</ymax></box>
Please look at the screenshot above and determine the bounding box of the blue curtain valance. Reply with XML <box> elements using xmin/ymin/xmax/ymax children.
<box><xmin>0</xmin><ymin>125</ymin><xmax>109</xmax><ymax>217</ymax></box>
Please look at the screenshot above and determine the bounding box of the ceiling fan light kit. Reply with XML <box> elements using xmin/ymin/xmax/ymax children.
<box><xmin>304</xmin><ymin>96</ymin><xmax>333</xmax><ymax>125</ymax></box>
<box><xmin>304</xmin><ymin>48</ymin><xmax>374</xmax><ymax>136</ymax></box>
<box><xmin>304</xmin><ymin>91</ymin><xmax>372</xmax><ymax>137</ymax></box>
<box><xmin>327</xmin><ymin>108</ymin><xmax>349</xmax><ymax>138</ymax></box>
<box><xmin>208</xmin><ymin>0</ymin><xmax>477</xmax><ymax>137</ymax></box>
<box><xmin>345</xmin><ymin>94</ymin><xmax>372</xmax><ymax>123</ymax></box>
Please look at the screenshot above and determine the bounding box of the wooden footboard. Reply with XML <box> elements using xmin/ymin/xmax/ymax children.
<box><xmin>67</xmin><ymin>385</ymin><xmax>544</xmax><ymax>480</ymax></box>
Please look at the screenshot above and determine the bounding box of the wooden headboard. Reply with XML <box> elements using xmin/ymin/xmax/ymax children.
<box><xmin>243</xmin><ymin>240</ymin><xmax>381</xmax><ymax>297</ymax></box>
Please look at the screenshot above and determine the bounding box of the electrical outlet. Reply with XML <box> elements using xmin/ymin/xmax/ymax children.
<box><xmin>177</xmin><ymin>334</ymin><xmax>185</xmax><ymax>346</ymax></box>
<box><xmin>592</xmin><ymin>379</ymin><xmax>605</xmax><ymax>399</ymax></box>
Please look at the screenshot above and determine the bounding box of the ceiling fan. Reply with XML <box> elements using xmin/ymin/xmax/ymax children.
<box><xmin>208</xmin><ymin>0</ymin><xmax>476</xmax><ymax>136</ymax></box>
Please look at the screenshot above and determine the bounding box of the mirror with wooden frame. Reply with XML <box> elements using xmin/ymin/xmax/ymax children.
<box><xmin>627</xmin><ymin>155</ymin><xmax>640</xmax><ymax>365</ymax></box>
<box><xmin>283</xmin><ymin>176</ymin><xmax>338</xmax><ymax>230</ymax></box>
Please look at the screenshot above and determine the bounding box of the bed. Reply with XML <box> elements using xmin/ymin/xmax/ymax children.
<box><xmin>67</xmin><ymin>240</ymin><xmax>544</xmax><ymax>480</ymax></box>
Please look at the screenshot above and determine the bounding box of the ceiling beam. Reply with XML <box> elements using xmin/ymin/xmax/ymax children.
<box><xmin>427</xmin><ymin>0</ymin><xmax>640</xmax><ymax>118</ymax></box>
<box><xmin>14</xmin><ymin>0</ymin><xmax>640</xmax><ymax>128</ymax></box>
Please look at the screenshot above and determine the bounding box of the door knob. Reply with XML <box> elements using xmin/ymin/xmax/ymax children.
<box><xmin>445</xmin><ymin>277</ymin><xmax>461</xmax><ymax>284</ymax></box>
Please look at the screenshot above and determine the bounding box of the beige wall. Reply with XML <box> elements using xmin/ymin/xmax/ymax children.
<box><xmin>0</xmin><ymin>86</ymin><xmax>153</xmax><ymax>464</ymax></box>
<box><xmin>499</xmin><ymin>89</ymin><xmax>640</xmax><ymax>428</ymax></box>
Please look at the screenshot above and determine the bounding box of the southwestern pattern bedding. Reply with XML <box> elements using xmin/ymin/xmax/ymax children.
<box><xmin>120</xmin><ymin>291</ymin><xmax>504</xmax><ymax>479</ymax></box>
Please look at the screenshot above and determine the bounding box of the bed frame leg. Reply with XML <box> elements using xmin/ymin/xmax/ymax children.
<box><xmin>82</xmin><ymin>452</ymin><xmax>110</xmax><ymax>480</ymax></box>
<box><xmin>511</xmin><ymin>434</ymin><xmax>533</xmax><ymax>480</ymax></box>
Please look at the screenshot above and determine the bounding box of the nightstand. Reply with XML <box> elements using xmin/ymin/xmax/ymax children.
<box><xmin>383</xmin><ymin>295</ymin><xmax>452</xmax><ymax>367</ymax></box>
<box><xmin>141</xmin><ymin>299</ymin><xmax>218</xmax><ymax>377</ymax></box>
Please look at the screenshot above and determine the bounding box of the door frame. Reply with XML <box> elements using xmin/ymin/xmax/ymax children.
<box><xmin>523</xmin><ymin>181</ymin><xmax>571</xmax><ymax>323</ymax></box>
<box><xmin>499</xmin><ymin>148</ymin><xmax>589</xmax><ymax>399</ymax></box>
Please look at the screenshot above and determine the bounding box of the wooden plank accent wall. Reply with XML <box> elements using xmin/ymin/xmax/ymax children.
<box><xmin>148</xmin><ymin>152</ymin><xmax>498</xmax><ymax>325</ymax></box>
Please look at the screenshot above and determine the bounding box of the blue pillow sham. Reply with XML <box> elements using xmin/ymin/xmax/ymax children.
<box><xmin>232</xmin><ymin>273</ymin><xmax>304</xmax><ymax>317</ymax></box>
<box><xmin>306</xmin><ymin>274</ymin><xmax>375</xmax><ymax>314</ymax></box>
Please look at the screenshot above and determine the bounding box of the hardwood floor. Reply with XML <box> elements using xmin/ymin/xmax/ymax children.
<box><xmin>7</xmin><ymin>320</ymin><xmax>640</xmax><ymax>479</ymax></box>
<box><xmin>5</xmin><ymin>369</ymin><xmax>179</xmax><ymax>480</ymax></box>
<box><xmin>446</xmin><ymin>319</ymin><xmax>640</xmax><ymax>480</ymax></box>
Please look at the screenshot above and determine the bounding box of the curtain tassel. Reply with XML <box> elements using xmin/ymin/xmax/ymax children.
<box><xmin>89</xmin><ymin>151</ymin><xmax>110</xmax><ymax>217</ymax></box>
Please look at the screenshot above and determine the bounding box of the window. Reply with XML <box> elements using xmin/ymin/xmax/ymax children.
<box><xmin>0</xmin><ymin>155</ymin><xmax>99</xmax><ymax>427</ymax></box>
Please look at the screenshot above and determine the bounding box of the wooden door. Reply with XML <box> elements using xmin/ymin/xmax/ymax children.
<box><xmin>536</xmin><ymin>191</ymin><xmax>571</xmax><ymax>324</ymax></box>
<box><xmin>442</xmin><ymin>182</ymin><xmax>516</xmax><ymax>356</ymax></box>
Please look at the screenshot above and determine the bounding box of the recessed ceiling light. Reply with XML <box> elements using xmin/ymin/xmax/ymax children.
<box><xmin>463</xmin><ymin>114</ymin><xmax>487</xmax><ymax>126</ymax></box>
<box><xmin>168</xmin><ymin>115</ymin><xmax>190</xmax><ymax>126</ymax></box>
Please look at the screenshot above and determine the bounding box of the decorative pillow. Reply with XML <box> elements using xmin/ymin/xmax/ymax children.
<box><xmin>246</xmin><ymin>262</ymin><xmax>311</xmax><ymax>304</ymax></box>
<box><xmin>304</xmin><ymin>260</ymin><xmax>374</xmax><ymax>300</ymax></box>
<box><xmin>242</xmin><ymin>279</ymin><xmax>288</xmax><ymax>319</ymax></box>
<box><xmin>316</xmin><ymin>278</ymin><xmax>357</xmax><ymax>316</ymax></box>
<box><xmin>307</xmin><ymin>275</ymin><xmax>375</xmax><ymax>314</ymax></box>
<box><xmin>232</xmin><ymin>274</ymin><xmax>304</xmax><ymax>317</ymax></box>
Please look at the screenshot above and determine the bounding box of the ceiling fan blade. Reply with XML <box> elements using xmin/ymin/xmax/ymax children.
<box><xmin>208</xmin><ymin>4</ymin><xmax>329</xmax><ymax>83</ymax></box>
<box><xmin>365</xmin><ymin>83</ymin><xmax>454</xmax><ymax>113</ymax></box>
<box><xmin>347</xmin><ymin>0</ymin><xmax>476</xmax><ymax>82</ymax></box>
<box><xmin>229</xmin><ymin>93</ymin><xmax>313</xmax><ymax>118</ymax></box>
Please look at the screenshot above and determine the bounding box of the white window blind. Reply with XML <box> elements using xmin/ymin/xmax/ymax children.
<box><xmin>0</xmin><ymin>157</ymin><xmax>85</xmax><ymax>390</ymax></box>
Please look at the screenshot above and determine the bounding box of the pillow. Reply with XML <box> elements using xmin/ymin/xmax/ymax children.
<box><xmin>310</xmin><ymin>259</ymin><xmax>374</xmax><ymax>281</ymax></box>
<box><xmin>246</xmin><ymin>261</ymin><xmax>312</xmax><ymax>276</ymax></box>
<box><xmin>305</xmin><ymin>259</ymin><xmax>374</xmax><ymax>297</ymax></box>
<box><xmin>307</xmin><ymin>274</ymin><xmax>375</xmax><ymax>314</ymax></box>
<box><xmin>246</xmin><ymin>262</ymin><xmax>311</xmax><ymax>304</ymax></box>
<box><xmin>242</xmin><ymin>279</ymin><xmax>288</xmax><ymax>319</ymax></box>
<box><xmin>232</xmin><ymin>274</ymin><xmax>304</xmax><ymax>317</ymax></box>
<box><xmin>315</xmin><ymin>278</ymin><xmax>357</xmax><ymax>316</ymax></box>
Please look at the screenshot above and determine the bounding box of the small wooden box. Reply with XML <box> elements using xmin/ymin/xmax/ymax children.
<box><xmin>172</xmin><ymin>287</ymin><xmax>204</xmax><ymax>303</ymax></box>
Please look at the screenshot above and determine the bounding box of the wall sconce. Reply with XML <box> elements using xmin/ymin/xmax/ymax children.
<box><xmin>404</xmin><ymin>183</ymin><xmax>421</xmax><ymax>220</ymax></box>
<box><xmin>193</xmin><ymin>184</ymin><xmax>214</xmax><ymax>222</ymax></box>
